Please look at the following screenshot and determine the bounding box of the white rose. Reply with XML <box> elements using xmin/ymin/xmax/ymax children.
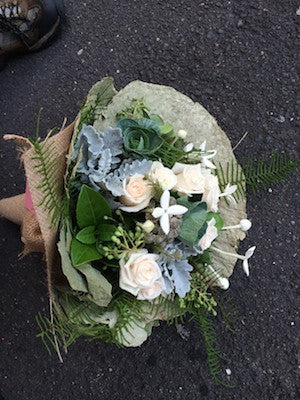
<box><xmin>148</xmin><ymin>161</ymin><xmax>177</xmax><ymax>190</ymax></box>
<box><xmin>119</xmin><ymin>250</ymin><xmax>162</xmax><ymax>299</ymax></box>
<box><xmin>119</xmin><ymin>174</ymin><xmax>152</xmax><ymax>212</ymax></box>
<box><xmin>198</xmin><ymin>218</ymin><xmax>218</xmax><ymax>250</ymax></box>
<box><xmin>202</xmin><ymin>174</ymin><xmax>220</xmax><ymax>212</ymax></box>
<box><xmin>172</xmin><ymin>162</ymin><xmax>209</xmax><ymax>195</ymax></box>
<box><xmin>137</xmin><ymin>278</ymin><xmax>166</xmax><ymax>300</ymax></box>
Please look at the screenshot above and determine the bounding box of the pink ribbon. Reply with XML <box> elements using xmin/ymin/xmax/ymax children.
<box><xmin>25</xmin><ymin>181</ymin><xmax>36</xmax><ymax>214</ymax></box>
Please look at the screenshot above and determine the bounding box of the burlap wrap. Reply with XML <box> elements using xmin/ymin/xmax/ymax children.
<box><xmin>0</xmin><ymin>122</ymin><xmax>75</xmax><ymax>299</ymax></box>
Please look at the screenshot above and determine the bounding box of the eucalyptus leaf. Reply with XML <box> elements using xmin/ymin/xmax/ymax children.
<box><xmin>76</xmin><ymin>184</ymin><xmax>112</xmax><ymax>228</ymax></box>
<box><xmin>178</xmin><ymin>200</ymin><xmax>207</xmax><ymax>246</ymax></box>
<box><xmin>76</xmin><ymin>263</ymin><xmax>112</xmax><ymax>307</ymax></box>
<box><xmin>76</xmin><ymin>226</ymin><xmax>96</xmax><ymax>244</ymax></box>
<box><xmin>57</xmin><ymin>229</ymin><xmax>88</xmax><ymax>293</ymax></box>
<box><xmin>71</xmin><ymin>238</ymin><xmax>102</xmax><ymax>266</ymax></box>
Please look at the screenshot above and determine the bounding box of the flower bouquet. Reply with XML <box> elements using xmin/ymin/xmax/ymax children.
<box><xmin>0</xmin><ymin>78</ymin><xmax>298</xmax><ymax>383</ymax></box>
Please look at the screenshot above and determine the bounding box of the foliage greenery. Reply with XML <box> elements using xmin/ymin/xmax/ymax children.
<box><xmin>29</xmin><ymin>109</ymin><xmax>67</xmax><ymax>229</ymax></box>
<box><xmin>216</xmin><ymin>152</ymin><xmax>299</xmax><ymax>201</ymax></box>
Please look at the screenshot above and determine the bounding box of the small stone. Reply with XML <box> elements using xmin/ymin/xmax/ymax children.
<box><xmin>226</xmin><ymin>368</ymin><xmax>232</xmax><ymax>375</ymax></box>
<box><xmin>275</xmin><ymin>115</ymin><xmax>285</xmax><ymax>123</ymax></box>
<box><xmin>296</xmin><ymin>7</ymin><xmax>300</xmax><ymax>16</ymax></box>
<box><xmin>237</xmin><ymin>19</ymin><xmax>244</xmax><ymax>27</ymax></box>
<box><xmin>176</xmin><ymin>324</ymin><xmax>190</xmax><ymax>341</ymax></box>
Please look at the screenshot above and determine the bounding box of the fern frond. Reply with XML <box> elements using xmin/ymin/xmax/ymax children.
<box><xmin>29</xmin><ymin>110</ymin><xmax>66</xmax><ymax>228</ymax></box>
<box><xmin>191</xmin><ymin>309</ymin><xmax>234</xmax><ymax>387</ymax></box>
<box><xmin>216</xmin><ymin>152</ymin><xmax>299</xmax><ymax>201</ymax></box>
<box><xmin>212</xmin><ymin>289</ymin><xmax>239</xmax><ymax>333</ymax></box>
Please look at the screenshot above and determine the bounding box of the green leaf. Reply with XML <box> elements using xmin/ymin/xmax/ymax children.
<box><xmin>76</xmin><ymin>226</ymin><xmax>96</xmax><ymax>244</ymax></box>
<box><xmin>71</xmin><ymin>238</ymin><xmax>102</xmax><ymax>266</ymax></box>
<box><xmin>137</xmin><ymin>118</ymin><xmax>161</xmax><ymax>135</ymax></box>
<box><xmin>197</xmin><ymin>222</ymin><xmax>208</xmax><ymax>239</ymax></box>
<box><xmin>76</xmin><ymin>184</ymin><xmax>112</xmax><ymax>228</ymax></box>
<box><xmin>76</xmin><ymin>263</ymin><xmax>112</xmax><ymax>307</ymax></box>
<box><xmin>159</xmin><ymin>124</ymin><xmax>173</xmax><ymax>135</ymax></box>
<box><xmin>150</xmin><ymin>114</ymin><xmax>164</xmax><ymax>126</ymax></box>
<box><xmin>178</xmin><ymin>198</ymin><xmax>207</xmax><ymax>246</ymax></box>
<box><xmin>96</xmin><ymin>224</ymin><xmax>116</xmax><ymax>241</ymax></box>
<box><xmin>117</xmin><ymin>118</ymin><xmax>138</xmax><ymax>131</ymax></box>
<box><xmin>207</xmin><ymin>212</ymin><xmax>224</xmax><ymax>230</ymax></box>
<box><xmin>57</xmin><ymin>228</ymin><xmax>88</xmax><ymax>293</ymax></box>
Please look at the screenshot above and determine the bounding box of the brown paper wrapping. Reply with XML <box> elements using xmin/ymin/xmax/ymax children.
<box><xmin>0</xmin><ymin>122</ymin><xmax>75</xmax><ymax>299</ymax></box>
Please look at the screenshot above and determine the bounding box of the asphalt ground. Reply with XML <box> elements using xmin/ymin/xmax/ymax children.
<box><xmin>0</xmin><ymin>1</ymin><xmax>299</xmax><ymax>399</ymax></box>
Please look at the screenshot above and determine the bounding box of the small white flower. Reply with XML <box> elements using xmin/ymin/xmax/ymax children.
<box><xmin>219</xmin><ymin>183</ymin><xmax>237</xmax><ymax>204</ymax></box>
<box><xmin>239</xmin><ymin>219</ymin><xmax>252</xmax><ymax>231</ymax></box>
<box><xmin>141</xmin><ymin>220</ymin><xmax>155</xmax><ymax>233</ymax></box>
<box><xmin>184</xmin><ymin>142</ymin><xmax>194</xmax><ymax>152</ymax></box>
<box><xmin>242</xmin><ymin>246</ymin><xmax>256</xmax><ymax>277</ymax></box>
<box><xmin>211</xmin><ymin>245</ymin><xmax>256</xmax><ymax>277</ymax></box>
<box><xmin>199</xmin><ymin>140</ymin><xmax>217</xmax><ymax>169</ymax></box>
<box><xmin>152</xmin><ymin>190</ymin><xmax>188</xmax><ymax>235</ymax></box>
<box><xmin>206</xmin><ymin>265</ymin><xmax>229</xmax><ymax>290</ymax></box>
<box><xmin>178</xmin><ymin>129</ymin><xmax>187</xmax><ymax>139</ymax></box>
<box><xmin>222</xmin><ymin>218</ymin><xmax>252</xmax><ymax>232</ymax></box>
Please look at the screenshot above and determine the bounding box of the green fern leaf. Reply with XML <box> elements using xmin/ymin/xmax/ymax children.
<box><xmin>191</xmin><ymin>308</ymin><xmax>234</xmax><ymax>387</ymax></box>
<box><xmin>216</xmin><ymin>152</ymin><xmax>299</xmax><ymax>201</ymax></box>
<box><xmin>29</xmin><ymin>111</ymin><xmax>66</xmax><ymax>229</ymax></box>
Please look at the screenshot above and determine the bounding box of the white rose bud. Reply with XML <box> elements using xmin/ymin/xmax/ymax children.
<box><xmin>178</xmin><ymin>129</ymin><xmax>187</xmax><ymax>139</ymax></box>
<box><xmin>149</xmin><ymin>161</ymin><xmax>177</xmax><ymax>190</ymax></box>
<box><xmin>119</xmin><ymin>250</ymin><xmax>164</xmax><ymax>300</ymax></box>
<box><xmin>172</xmin><ymin>162</ymin><xmax>209</xmax><ymax>195</ymax></box>
<box><xmin>141</xmin><ymin>220</ymin><xmax>155</xmax><ymax>233</ymax></box>
<box><xmin>202</xmin><ymin>174</ymin><xmax>221</xmax><ymax>212</ymax></box>
<box><xmin>240</xmin><ymin>219</ymin><xmax>252</xmax><ymax>231</ymax></box>
<box><xmin>198</xmin><ymin>218</ymin><xmax>218</xmax><ymax>251</ymax></box>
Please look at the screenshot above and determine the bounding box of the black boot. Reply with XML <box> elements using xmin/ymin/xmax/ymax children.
<box><xmin>0</xmin><ymin>0</ymin><xmax>64</xmax><ymax>69</ymax></box>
